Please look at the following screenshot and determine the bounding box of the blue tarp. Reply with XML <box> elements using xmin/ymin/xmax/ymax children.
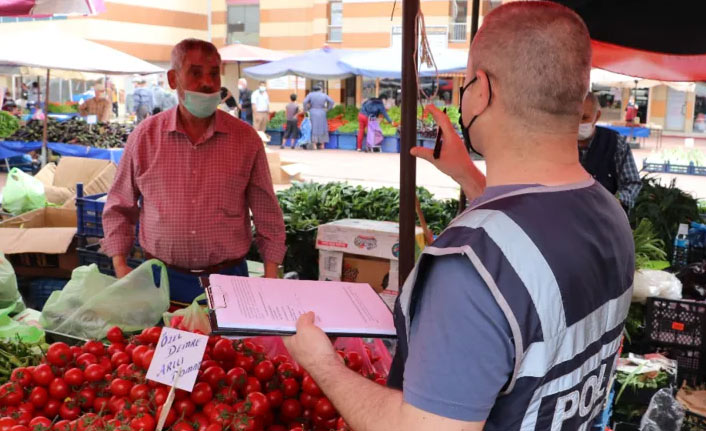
<box><xmin>602</xmin><ymin>125</ymin><xmax>651</xmax><ymax>138</ymax></box>
<box><xmin>244</xmin><ymin>47</ymin><xmax>354</xmax><ymax>81</ymax></box>
<box><xmin>0</xmin><ymin>141</ymin><xmax>124</xmax><ymax>163</ymax></box>
<box><xmin>338</xmin><ymin>48</ymin><xmax>468</xmax><ymax>79</ymax></box>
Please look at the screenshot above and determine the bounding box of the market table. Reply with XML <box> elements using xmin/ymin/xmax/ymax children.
<box><xmin>0</xmin><ymin>140</ymin><xmax>124</xmax><ymax>164</ymax></box>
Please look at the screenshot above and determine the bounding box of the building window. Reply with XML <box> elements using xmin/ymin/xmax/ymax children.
<box><xmin>328</xmin><ymin>0</ymin><xmax>343</xmax><ymax>43</ymax></box>
<box><xmin>449</xmin><ymin>0</ymin><xmax>468</xmax><ymax>42</ymax></box>
<box><xmin>227</xmin><ymin>4</ymin><xmax>259</xmax><ymax>45</ymax></box>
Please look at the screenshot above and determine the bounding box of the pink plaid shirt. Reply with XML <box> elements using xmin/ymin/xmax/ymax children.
<box><xmin>102</xmin><ymin>108</ymin><xmax>286</xmax><ymax>269</ymax></box>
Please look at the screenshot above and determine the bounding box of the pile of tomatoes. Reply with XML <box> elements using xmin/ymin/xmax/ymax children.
<box><xmin>0</xmin><ymin>326</ymin><xmax>386</xmax><ymax>431</ymax></box>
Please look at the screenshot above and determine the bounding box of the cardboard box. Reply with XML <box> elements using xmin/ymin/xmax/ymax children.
<box><xmin>319</xmin><ymin>250</ymin><xmax>344</xmax><ymax>282</ymax></box>
<box><xmin>316</xmin><ymin>219</ymin><xmax>425</xmax><ymax>261</ymax></box>
<box><xmin>265</xmin><ymin>149</ymin><xmax>303</xmax><ymax>185</ymax></box>
<box><xmin>342</xmin><ymin>255</ymin><xmax>390</xmax><ymax>293</ymax></box>
<box><xmin>0</xmin><ymin>207</ymin><xmax>78</xmax><ymax>278</ymax></box>
<box><xmin>34</xmin><ymin>157</ymin><xmax>116</xmax><ymax>208</ymax></box>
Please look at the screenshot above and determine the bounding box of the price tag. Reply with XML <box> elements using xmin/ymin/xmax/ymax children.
<box><xmin>146</xmin><ymin>327</ymin><xmax>208</xmax><ymax>392</ymax></box>
<box><xmin>86</xmin><ymin>115</ymin><xmax>97</xmax><ymax>124</ymax></box>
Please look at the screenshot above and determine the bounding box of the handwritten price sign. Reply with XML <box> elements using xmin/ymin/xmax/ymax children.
<box><xmin>146</xmin><ymin>327</ymin><xmax>208</xmax><ymax>392</ymax></box>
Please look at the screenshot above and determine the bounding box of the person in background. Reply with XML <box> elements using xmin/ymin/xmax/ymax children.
<box><xmin>220</xmin><ymin>86</ymin><xmax>238</xmax><ymax>115</ymax></box>
<box><xmin>102</xmin><ymin>38</ymin><xmax>286</xmax><ymax>303</ymax></box>
<box><xmin>579</xmin><ymin>92</ymin><xmax>642</xmax><ymax>212</ymax></box>
<box><xmin>132</xmin><ymin>78</ymin><xmax>153</xmax><ymax>124</ymax></box>
<box><xmin>625</xmin><ymin>96</ymin><xmax>639</xmax><ymax>123</ymax></box>
<box><xmin>283</xmin><ymin>3</ymin><xmax>634</xmax><ymax>431</ymax></box>
<box><xmin>282</xmin><ymin>93</ymin><xmax>301</xmax><ymax>149</ymax></box>
<box><xmin>252</xmin><ymin>81</ymin><xmax>270</xmax><ymax>132</ymax></box>
<box><xmin>237</xmin><ymin>78</ymin><xmax>253</xmax><ymax>125</ymax></box>
<box><xmin>2</xmin><ymin>100</ymin><xmax>21</xmax><ymax>117</ymax></box>
<box><xmin>303</xmin><ymin>86</ymin><xmax>335</xmax><ymax>150</ymax></box>
<box><xmin>106</xmin><ymin>80</ymin><xmax>119</xmax><ymax>118</ymax></box>
<box><xmin>357</xmin><ymin>93</ymin><xmax>394</xmax><ymax>152</ymax></box>
<box><xmin>79</xmin><ymin>83</ymin><xmax>112</xmax><ymax>123</ymax></box>
<box><xmin>151</xmin><ymin>78</ymin><xmax>167</xmax><ymax>115</ymax></box>
<box><xmin>27</xmin><ymin>82</ymin><xmax>40</xmax><ymax>110</ymax></box>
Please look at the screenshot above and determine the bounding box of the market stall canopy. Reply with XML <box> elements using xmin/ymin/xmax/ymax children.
<box><xmin>590</xmin><ymin>68</ymin><xmax>695</xmax><ymax>93</ymax></box>
<box><xmin>243</xmin><ymin>46</ymin><xmax>354</xmax><ymax>81</ymax></box>
<box><xmin>338</xmin><ymin>48</ymin><xmax>467</xmax><ymax>79</ymax></box>
<box><xmin>218</xmin><ymin>43</ymin><xmax>290</xmax><ymax>63</ymax></box>
<box><xmin>0</xmin><ymin>65</ymin><xmax>103</xmax><ymax>81</ymax></box>
<box><xmin>551</xmin><ymin>0</ymin><xmax>706</xmax><ymax>81</ymax></box>
<box><xmin>0</xmin><ymin>28</ymin><xmax>163</xmax><ymax>75</ymax></box>
<box><xmin>0</xmin><ymin>0</ymin><xmax>104</xmax><ymax>17</ymax></box>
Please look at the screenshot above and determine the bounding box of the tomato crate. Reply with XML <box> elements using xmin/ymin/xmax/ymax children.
<box><xmin>683</xmin><ymin>410</ymin><xmax>706</xmax><ymax>431</ymax></box>
<box><xmin>24</xmin><ymin>278</ymin><xmax>68</xmax><ymax>310</ymax></box>
<box><xmin>645</xmin><ymin>297</ymin><xmax>706</xmax><ymax>349</ymax></box>
<box><xmin>76</xmin><ymin>183</ymin><xmax>106</xmax><ymax>237</ymax></box>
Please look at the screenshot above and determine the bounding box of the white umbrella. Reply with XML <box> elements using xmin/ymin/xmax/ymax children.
<box><xmin>590</xmin><ymin>68</ymin><xmax>695</xmax><ymax>93</ymax></box>
<box><xmin>338</xmin><ymin>48</ymin><xmax>468</xmax><ymax>78</ymax></box>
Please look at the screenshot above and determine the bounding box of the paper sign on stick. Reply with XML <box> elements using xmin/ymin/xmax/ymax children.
<box><xmin>146</xmin><ymin>327</ymin><xmax>208</xmax><ymax>392</ymax></box>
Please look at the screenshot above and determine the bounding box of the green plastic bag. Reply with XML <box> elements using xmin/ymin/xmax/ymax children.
<box><xmin>40</xmin><ymin>260</ymin><xmax>170</xmax><ymax>340</ymax></box>
<box><xmin>163</xmin><ymin>293</ymin><xmax>210</xmax><ymax>334</ymax></box>
<box><xmin>1</xmin><ymin>168</ymin><xmax>47</xmax><ymax>216</ymax></box>
<box><xmin>0</xmin><ymin>253</ymin><xmax>25</xmax><ymax>314</ymax></box>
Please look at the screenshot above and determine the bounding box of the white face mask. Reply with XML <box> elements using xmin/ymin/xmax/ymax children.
<box><xmin>259</xmin><ymin>86</ymin><xmax>266</xmax><ymax>92</ymax></box>
<box><xmin>577</xmin><ymin>122</ymin><xmax>595</xmax><ymax>140</ymax></box>
<box><xmin>238</xmin><ymin>85</ymin><xmax>245</xmax><ymax>91</ymax></box>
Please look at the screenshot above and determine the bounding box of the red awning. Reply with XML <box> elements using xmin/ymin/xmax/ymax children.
<box><xmin>0</xmin><ymin>0</ymin><xmax>104</xmax><ymax>17</ymax></box>
<box><xmin>591</xmin><ymin>40</ymin><xmax>706</xmax><ymax>83</ymax></box>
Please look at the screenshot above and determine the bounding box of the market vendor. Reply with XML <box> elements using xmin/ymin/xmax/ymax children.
<box><xmin>357</xmin><ymin>93</ymin><xmax>394</xmax><ymax>152</ymax></box>
<box><xmin>284</xmin><ymin>3</ymin><xmax>634</xmax><ymax>431</ymax></box>
<box><xmin>578</xmin><ymin>92</ymin><xmax>642</xmax><ymax>212</ymax></box>
<box><xmin>102</xmin><ymin>38</ymin><xmax>286</xmax><ymax>303</ymax></box>
<box><xmin>78</xmin><ymin>83</ymin><xmax>112</xmax><ymax>123</ymax></box>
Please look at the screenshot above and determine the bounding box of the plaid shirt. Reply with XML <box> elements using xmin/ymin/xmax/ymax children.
<box><xmin>579</xmin><ymin>131</ymin><xmax>642</xmax><ymax>209</ymax></box>
<box><xmin>102</xmin><ymin>108</ymin><xmax>286</xmax><ymax>268</ymax></box>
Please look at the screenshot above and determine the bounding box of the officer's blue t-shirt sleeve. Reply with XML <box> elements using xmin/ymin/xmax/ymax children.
<box><xmin>402</xmin><ymin>254</ymin><xmax>515</xmax><ymax>422</ymax></box>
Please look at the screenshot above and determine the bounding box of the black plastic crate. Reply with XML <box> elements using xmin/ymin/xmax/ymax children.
<box><xmin>689</xmin><ymin>246</ymin><xmax>706</xmax><ymax>264</ymax></box>
<box><xmin>613</xmin><ymin>422</ymin><xmax>640</xmax><ymax>431</ymax></box>
<box><xmin>75</xmin><ymin>184</ymin><xmax>106</xmax><ymax>238</ymax></box>
<box><xmin>77</xmin><ymin>243</ymin><xmax>144</xmax><ymax>277</ymax></box>
<box><xmin>683</xmin><ymin>410</ymin><xmax>706</xmax><ymax>431</ymax></box>
<box><xmin>645</xmin><ymin>298</ymin><xmax>706</xmax><ymax>349</ymax></box>
<box><xmin>653</xmin><ymin>346</ymin><xmax>706</xmax><ymax>387</ymax></box>
<box><xmin>25</xmin><ymin>278</ymin><xmax>68</xmax><ymax>311</ymax></box>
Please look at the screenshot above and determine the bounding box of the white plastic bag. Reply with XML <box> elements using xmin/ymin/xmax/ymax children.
<box><xmin>633</xmin><ymin>270</ymin><xmax>682</xmax><ymax>304</ymax></box>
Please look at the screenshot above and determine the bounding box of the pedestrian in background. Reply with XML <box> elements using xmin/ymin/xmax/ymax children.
<box><xmin>237</xmin><ymin>78</ymin><xmax>253</xmax><ymax>125</ymax></box>
<box><xmin>252</xmin><ymin>81</ymin><xmax>270</xmax><ymax>131</ymax></box>
<box><xmin>78</xmin><ymin>83</ymin><xmax>112</xmax><ymax>123</ymax></box>
<box><xmin>357</xmin><ymin>93</ymin><xmax>393</xmax><ymax>152</ymax></box>
<box><xmin>282</xmin><ymin>93</ymin><xmax>301</xmax><ymax>149</ymax></box>
<box><xmin>133</xmin><ymin>78</ymin><xmax>153</xmax><ymax>124</ymax></box>
<box><xmin>303</xmin><ymin>85</ymin><xmax>335</xmax><ymax>150</ymax></box>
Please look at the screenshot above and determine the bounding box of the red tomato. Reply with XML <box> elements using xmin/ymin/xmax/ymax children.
<box><xmin>99</xmin><ymin>356</ymin><xmax>113</xmax><ymax>373</ymax></box>
<box><xmin>268</xmin><ymin>426</ymin><xmax>287</xmax><ymax>431</ymax></box>
<box><xmin>10</xmin><ymin>425</ymin><xmax>28</xmax><ymax>431</ymax></box>
<box><xmin>42</xmin><ymin>399</ymin><xmax>60</xmax><ymax>418</ymax></box>
<box><xmin>76</xmin><ymin>353</ymin><xmax>98</xmax><ymax>368</ymax></box>
<box><xmin>288</xmin><ymin>428</ymin><xmax>303</xmax><ymax>431</ymax></box>
<box><xmin>204</xmin><ymin>424</ymin><xmax>222</xmax><ymax>431</ymax></box>
<box><xmin>31</xmin><ymin>365</ymin><xmax>54</xmax><ymax>387</ymax></box>
<box><xmin>131</xmin><ymin>345</ymin><xmax>148</xmax><ymax>365</ymax></box>
<box><xmin>107</xmin><ymin>342</ymin><xmax>125</xmax><ymax>356</ymax></box>
<box><xmin>131</xmin><ymin>398</ymin><xmax>151</xmax><ymax>416</ymax></box>
<box><xmin>271</xmin><ymin>354</ymin><xmax>290</xmax><ymax>366</ymax></box>
<box><xmin>212</xmin><ymin>339</ymin><xmax>236</xmax><ymax>360</ymax></box>
<box><xmin>48</xmin><ymin>378</ymin><xmax>70</xmax><ymax>400</ymax></box>
<box><xmin>140</xmin><ymin>327</ymin><xmax>162</xmax><ymax>345</ymax></box>
<box><xmin>58</xmin><ymin>401</ymin><xmax>80</xmax><ymax>420</ymax></box>
<box><xmin>107</xmin><ymin>326</ymin><xmax>125</xmax><ymax>344</ymax></box>
<box><xmin>314</xmin><ymin>397</ymin><xmax>336</xmax><ymax>419</ymax></box>
<box><xmin>128</xmin><ymin>384</ymin><xmax>148</xmax><ymax>401</ymax></box>
<box><xmin>46</xmin><ymin>343</ymin><xmax>72</xmax><ymax>367</ymax></box>
<box><xmin>235</xmin><ymin>354</ymin><xmax>255</xmax><ymax>373</ymax></box>
<box><xmin>108</xmin><ymin>396</ymin><xmax>130</xmax><ymax>415</ymax></box>
<box><xmin>28</xmin><ymin>417</ymin><xmax>51</xmax><ymax>431</ymax></box>
<box><xmin>76</xmin><ymin>414</ymin><xmax>104</xmax><ymax>431</ymax></box>
<box><xmin>77</xmin><ymin>387</ymin><xmax>96</xmax><ymax>409</ymax></box>
<box><xmin>172</xmin><ymin>422</ymin><xmax>194</xmax><ymax>431</ymax></box>
<box><xmin>0</xmin><ymin>418</ymin><xmax>16</xmax><ymax>431</ymax></box>
<box><xmin>63</xmin><ymin>368</ymin><xmax>84</xmax><ymax>387</ymax></box>
<box><xmin>155</xmin><ymin>406</ymin><xmax>177</xmax><ymax>427</ymax></box>
<box><xmin>173</xmin><ymin>398</ymin><xmax>196</xmax><ymax>417</ymax></box>
<box><xmin>337</xmin><ymin>416</ymin><xmax>348</xmax><ymax>430</ymax></box>
<box><xmin>51</xmin><ymin>422</ymin><xmax>70</xmax><ymax>431</ymax></box>
<box><xmin>344</xmin><ymin>351</ymin><xmax>363</xmax><ymax>372</ymax></box>
<box><xmin>14</xmin><ymin>410</ymin><xmax>32</xmax><ymax>426</ymax></box>
<box><xmin>277</xmin><ymin>363</ymin><xmax>297</xmax><ymax>379</ymax></box>
<box><xmin>208</xmin><ymin>403</ymin><xmax>233</xmax><ymax>425</ymax></box>
<box><xmin>281</xmin><ymin>378</ymin><xmax>299</xmax><ymax>398</ymax></box>
<box><xmin>301</xmin><ymin>376</ymin><xmax>322</xmax><ymax>396</ymax></box>
<box><xmin>202</xmin><ymin>366</ymin><xmax>227</xmax><ymax>389</ymax></box>
<box><xmin>246</xmin><ymin>392</ymin><xmax>271</xmax><ymax>417</ymax></box>
<box><xmin>215</xmin><ymin>387</ymin><xmax>237</xmax><ymax>404</ymax></box>
<box><xmin>244</xmin><ymin>377</ymin><xmax>262</xmax><ymax>395</ymax></box>
<box><xmin>190</xmin><ymin>382</ymin><xmax>213</xmax><ymax>406</ymax></box>
<box><xmin>139</xmin><ymin>349</ymin><xmax>155</xmax><ymax>369</ymax></box>
<box><xmin>299</xmin><ymin>392</ymin><xmax>318</xmax><ymax>409</ymax></box>
<box><xmin>190</xmin><ymin>413</ymin><xmax>209</xmax><ymax>431</ymax></box>
<box><xmin>0</xmin><ymin>382</ymin><xmax>23</xmax><ymax>406</ymax></box>
<box><xmin>130</xmin><ymin>414</ymin><xmax>156</xmax><ymax>431</ymax></box>
<box><xmin>10</xmin><ymin>368</ymin><xmax>31</xmax><ymax>387</ymax></box>
<box><xmin>28</xmin><ymin>387</ymin><xmax>48</xmax><ymax>409</ymax></box>
<box><xmin>151</xmin><ymin>387</ymin><xmax>168</xmax><ymax>406</ymax></box>
<box><xmin>83</xmin><ymin>340</ymin><xmax>106</xmax><ymax>357</ymax></box>
<box><xmin>93</xmin><ymin>397</ymin><xmax>109</xmax><ymax>414</ymax></box>
<box><xmin>111</xmin><ymin>351</ymin><xmax>131</xmax><ymax>368</ymax></box>
<box><xmin>280</xmin><ymin>399</ymin><xmax>302</xmax><ymax>420</ymax></box>
<box><xmin>254</xmin><ymin>360</ymin><xmax>275</xmax><ymax>382</ymax></box>
<box><xmin>69</xmin><ymin>346</ymin><xmax>82</xmax><ymax>359</ymax></box>
<box><xmin>84</xmin><ymin>364</ymin><xmax>104</xmax><ymax>383</ymax></box>
<box><xmin>226</xmin><ymin>367</ymin><xmax>248</xmax><ymax>388</ymax></box>
<box><xmin>266</xmin><ymin>390</ymin><xmax>284</xmax><ymax>408</ymax></box>
<box><xmin>110</xmin><ymin>378</ymin><xmax>133</xmax><ymax>397</ymax></box>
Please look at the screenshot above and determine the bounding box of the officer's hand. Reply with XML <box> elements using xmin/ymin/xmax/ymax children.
<box><xmin>283</xmin><ymin>312</ymin><xmax>339</xmax><ymax>372</ymax></box>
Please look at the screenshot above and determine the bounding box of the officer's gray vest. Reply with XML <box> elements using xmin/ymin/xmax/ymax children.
<box><xmin>389</xmin><ymin>181</ymin><xmax>634</xmax><ymax>431</ymax></box>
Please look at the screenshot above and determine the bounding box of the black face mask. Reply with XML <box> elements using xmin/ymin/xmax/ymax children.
<box><xmin>458</xmin><ymin>76</ymin><xmax>492</xmax><ymax>156</ymax></box>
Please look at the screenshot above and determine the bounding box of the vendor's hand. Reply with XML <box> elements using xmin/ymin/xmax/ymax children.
<box><xmin>283</xmin><ymin>312</ymin><xmax>339</xmax><ymax>372</ymax></box>
<box><xmin>114</xmin><ymin>262</ymin><xmax>132</xmax><ymax>279</ymax></box>
<box><xmin>264</xmin><ymin>262</ymin><xmax>279</xmax><ymax>279</ymax></box>
<box><xmin>411</xmin><ymin>104</ymin><xmax>486</xmax><ymax>198</ymax></box>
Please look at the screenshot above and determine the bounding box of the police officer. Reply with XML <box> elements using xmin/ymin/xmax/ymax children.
<box><xmin>284</xmin><ymin>3</ymin><xmax>634</xmax><ymax>431</ymax></box>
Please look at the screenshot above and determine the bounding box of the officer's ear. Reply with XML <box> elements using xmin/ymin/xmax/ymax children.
<box><xmin>594</xmin><ymin>109</ymin><xmax>602</xmax><ymax>125</ymax></box>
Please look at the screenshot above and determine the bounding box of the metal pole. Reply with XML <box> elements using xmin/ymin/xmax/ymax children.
<box><xmin>41</xmin><ymin>69</ymin><xmax>50</xmax><ymax>167</ymax></box>
<box><xmin>458</xmin><ymin>0</ymin><xmax>480</xmax><ymax>213</ymax></box>
<box><xmin>399</xmin><ymin>0</ymin><xmax>420</xmax><ymax>286</ymax></box>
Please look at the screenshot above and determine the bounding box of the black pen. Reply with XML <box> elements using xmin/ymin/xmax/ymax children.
<box><xmin>433</xmin><ymin>108</ymin><xmax>446</xmax><ymax>159</ymax></box>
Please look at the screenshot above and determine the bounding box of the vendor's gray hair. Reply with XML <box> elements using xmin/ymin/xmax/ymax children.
<box><xmin>170</xmin><ymin>38</ymin><xmax>221</xmax><ymax>71</ymax></box>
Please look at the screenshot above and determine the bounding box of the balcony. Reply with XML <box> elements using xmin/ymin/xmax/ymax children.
<box><xmin>449</xmin><ymin>22</ymin><xmax>467</xmax><ymax>42</ymax></box>
<box><xmin>328</xmin><ymin>25</ymin><xmax>342</xmax><ymax>43</ymax></box>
